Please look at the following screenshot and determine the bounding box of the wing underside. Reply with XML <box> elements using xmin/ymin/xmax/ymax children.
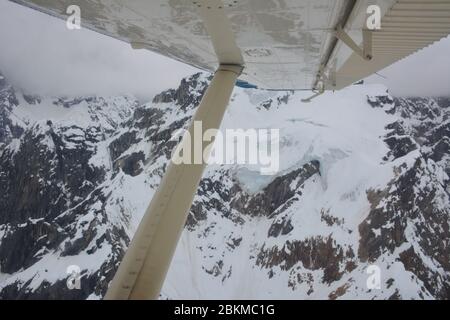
<box><xmin>10</xmin><ymin>0</ymin><xmax>450</xmax><ymax>90</ymax></box>
<box><xmin>330</xmin><ymin>0</ymin><xmax>450</xmax><ymax>90</ymax></box>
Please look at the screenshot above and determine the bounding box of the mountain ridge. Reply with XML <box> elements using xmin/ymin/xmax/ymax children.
<box><xmin>0</xmin><ymin>71</ymin><xmax>449</xmax><ymax>299</ymax></box>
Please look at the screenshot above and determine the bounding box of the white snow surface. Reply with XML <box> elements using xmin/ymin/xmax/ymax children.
<box><xmin>162</xmin><ymin>84</ymin><xmax>412</xmax><ymax>299</ymax></box>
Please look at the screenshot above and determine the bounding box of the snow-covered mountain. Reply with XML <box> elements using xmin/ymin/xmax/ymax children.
<box><xmin>0</xmin><ymin>71</ymin><xmax>449</xmax><ymax>299</ymax></box>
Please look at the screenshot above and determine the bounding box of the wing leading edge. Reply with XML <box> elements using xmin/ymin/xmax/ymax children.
<box><xmin>9</xmin><ymin>0</ymin><xmax>450</xmax><ymax>89</ymax></box>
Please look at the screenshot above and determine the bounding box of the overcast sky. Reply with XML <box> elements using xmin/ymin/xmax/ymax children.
<box><xmin>0</xmin><ymin>0</ymin><xmax>449</xmax><ymax>100</ymax></box>
<box><xmin>0</xmin><ymin>0</ymin><xmax>196</xmax><ymax>101</ymax></box>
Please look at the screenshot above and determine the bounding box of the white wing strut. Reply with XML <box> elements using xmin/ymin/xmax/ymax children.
<box><xmin>105</xmin><ymin>64</ymin><xmax>242</xmax><ymax>300</ymax></box>
<box><xmin>105</xmin><ymin>0</ymin><xmax>244</xmax><ymax>299</ymax></box>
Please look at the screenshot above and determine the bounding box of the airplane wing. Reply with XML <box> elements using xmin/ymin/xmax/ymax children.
<box><xmin>12</xmin><ymin>0</ymin><xmax>450</xmax><ymax>91</ymax></box>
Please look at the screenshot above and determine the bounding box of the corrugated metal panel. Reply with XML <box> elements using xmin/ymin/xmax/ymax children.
<box><xmin>332</xmin><ymin>0</ymin><xmax>450</xmax><ymax>90</ymax></box>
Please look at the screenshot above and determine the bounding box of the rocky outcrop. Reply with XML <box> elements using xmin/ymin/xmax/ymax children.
<box><xmin>0</xmin><ymin>73</ymin><xmax>137</xmax><ymax>299</ymax></box>
<box><xmin>152</xmin><ymin>73</ymin><xmax>210</xmax><ymax>111</ymax></box>
<box><xmin>257</xmin><ymin>236</ymin><xmax>357</xmax><ymax>285</ymax></box>
<box><xmin>359</xmin><ymin>95</ymin><xmax>450</xmax><ymax>299</ymax></box>
<box><xmin>228</xmin><ymin>161</ymin><xmax>320</xmax><ymax>218</ymax></box>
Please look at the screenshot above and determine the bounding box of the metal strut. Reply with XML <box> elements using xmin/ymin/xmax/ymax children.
<box><xmin>105</xmin><ymin>63</ymin><xmax>243</xmax><ymax>300</ymax></box>
<box><xmin>301</xmin><ymin>86</ymin><xmax>325</xmax><ymax>103</ymax></box>
<box><xmin>304</xmin><ymin>23</ymin><xmax>373</xmax><ymax>101</ymax></box>
<box><xmin>301</xmin><ymin>79</ymin><xmax>325</xmax><ymax>103</ymax></box>
<box><xmin>334</xmin><ymin>25</ymin><xmax>373</xmax><ymax>61</ymax></box>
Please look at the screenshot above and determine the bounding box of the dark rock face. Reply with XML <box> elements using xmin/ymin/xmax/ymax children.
<box><xmin>383</xmin><ymin>135</ymin><xmax>417</xmax><ymax>161</ymax></box>
<box><xmin>23</xmin><ymin>94</ymin><xmax>41</xmax><ymax>105</ymax></box>
<box><xmin>359</xmin><ymin>95</ymin><xmax>450</xmax><ymax>299</ymax></box>
<box><xmin>256</xmin><ymin>236</ymin><xmax>356</xmax><ymax>285</ymax></box>
<box><xmin>0</xmin><ymin>72</ymin><xmax>139</xmax><ymax>299</ymax></box>
<box><xmin>0</xmin><ymin>124</ymin><xmax>105</xmax><ymax>227</ymax></box>
<box><xmin>229</xmin><ymin>161</ymin><xmax>320</xmax><ymax>218</ymax></box>
<box><xmin>268</xmin><ymin>216</ymin><xmax>293</xmax><ymax>237</ymax></box>
<box><xmin>0</xmin><ymin>75</ymin><xmax>21</xmax><ymax>146</ymax></box>
<box><xmin>0</xmin><ymin>220</ymin><xmax>63</xmax><ymax>274</ymax></box>
<box><xmin>258</xmin><ymin>91</ymin><xmax>294</xmax><ymax>110</ymax></box>
<box><xmin>360</xmin><ymin>155</ymin><xmax>450</xmax><ymax>299</ymax></box>
<box><xmin>152</xmin><ymin>73</ymin><xmax>210</xmax><ymax>112</ymax></box>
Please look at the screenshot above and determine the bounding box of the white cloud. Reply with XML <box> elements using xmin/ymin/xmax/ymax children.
<box><xmin>0</xmin><ymin>0</ymin><xmax>198</xmax><ymax>101</ymax></box>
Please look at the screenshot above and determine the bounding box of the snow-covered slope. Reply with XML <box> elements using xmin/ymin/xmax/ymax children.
<box><xmin>0</xmin><ymin>71</ymin><xmax>449</xmax><ymax>299</ymax></box>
